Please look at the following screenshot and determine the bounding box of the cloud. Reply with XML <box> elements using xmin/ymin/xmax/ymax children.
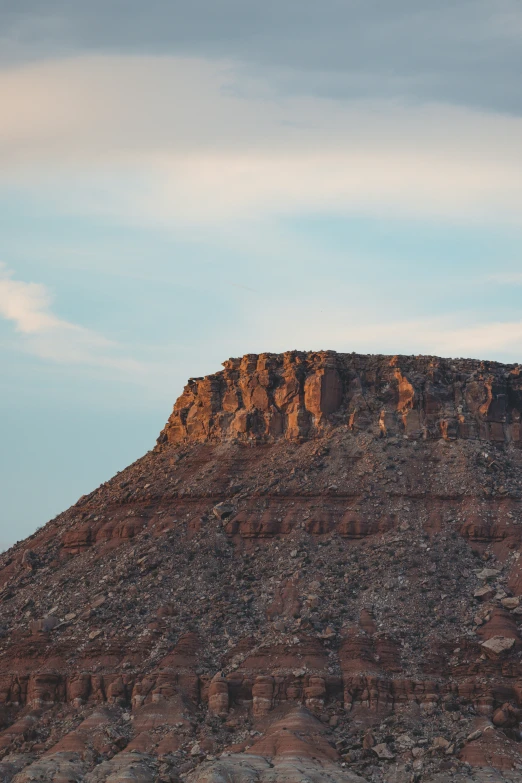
<box><xmin>354</xmin><ymin>319</ymin><xmax>522</xmax><ymax>360</ymax></box>
<box><xmin>0</xmin><ymin>55</ymin><xmax>522</xmax><ymax>229</ymax></box>
<box><xmin>486</xmin><ymin>272</ymin><xmax>522</xmax><ymax>285</ymax></box>
<box><xmin>0</xmin><ymin>263</ymin><xmax>142</xmax><ymax>371</ymax></box>
<box><xmin>0</xmin><ymin>266</ymin><xmax>59</xmax><ymax>333</ymax></box>
<box><xmin>234</xmin><ymin>295</ymin><xmax>522</xmax><ymax>364</ymax></box>
<box><xmin>2</xmin><ymin>2</ymin><xmax>522</xmax><ymax>115</ymax></box>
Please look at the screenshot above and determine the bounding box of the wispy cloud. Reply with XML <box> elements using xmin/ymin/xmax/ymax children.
<box><xmin>486</xmin><ymin>272</ymin><xmax>522</xmax><ymax>285</ymax></box>
<box><xmin>236</xmin><ymin>296</ymin><xmax>522</xmax><ymax>364</ymax></box>
<box><xmin>1</xmin><ymin>56</ymin><xmax>522</xmax><ymax>228</ymax></box>
<box><xmin>0</xmin><ymin>266</ymin><xmax>59</xmax><ymax>333</ymax></box>
<box><xmin>0</xmin><ymin>263</ymin><xmax>142</xmax><ymax>372</ymax></box>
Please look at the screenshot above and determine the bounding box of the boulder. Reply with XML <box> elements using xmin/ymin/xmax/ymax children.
<box><xmin>474</xmin><ymin>586</ymin><xmax>495</xmax><ymax>601</ymax></box>
<box><xmin>30</xmin><ymin>616</ymin><xmax>60</xmax><ymax>634</ymax></box>
<box><xmin>372</xmin><ymin>743</ymin><xmax>395</xmax><ymax>759</ymax></box>
<box><xmin>480</xmin><ymin>636</ymin><xmax>516</xmax><ymax>658</ymax></box>
<box><xmin>501</xmin><ymin>596</ymin><xmax>520</xmax><ymax>610</ymax></box>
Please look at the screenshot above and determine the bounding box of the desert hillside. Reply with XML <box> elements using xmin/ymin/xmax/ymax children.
<box><xmin>1</xmin><ymin>351</ymin><xmax>522</xmax><ymax>782</ymax></box>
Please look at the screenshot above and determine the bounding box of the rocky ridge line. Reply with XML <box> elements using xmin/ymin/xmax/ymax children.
<box><xmin>159</xmin><ymin>351</ymin><xmax>522</xmax><ymax>446</ymax></box>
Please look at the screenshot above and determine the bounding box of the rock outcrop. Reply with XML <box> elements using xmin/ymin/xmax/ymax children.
<box><xmin>1</xmin><ymin>351</ymin><xmax>522</xmax><ymax>782</ymax></box>
<box><xmin>159</xmin><ymin>351</ymin><xmax>522</xmax><ymax>446</ymax></box>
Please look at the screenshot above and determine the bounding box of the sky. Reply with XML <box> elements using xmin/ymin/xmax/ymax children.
<box><xmin>1</xmin><ymin>1</ymin><xmax>522</xmax><ymax>549</ymax></box>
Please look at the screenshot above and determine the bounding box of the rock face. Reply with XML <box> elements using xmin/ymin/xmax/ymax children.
<box><xmin>2</xmin><ymin>351</ymin><xmax>522</xmax><ymax>782</ymax></box>
<box><xmin>159</xmin><ymin>351</ymin><xmax>522</xmax><ymax>446</ymax></box>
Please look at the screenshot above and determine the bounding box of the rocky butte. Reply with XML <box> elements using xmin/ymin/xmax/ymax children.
<box><xmin>2</xmin><ymin>350</ymin><xmax>522</xmax><ymax>782</ymax></box>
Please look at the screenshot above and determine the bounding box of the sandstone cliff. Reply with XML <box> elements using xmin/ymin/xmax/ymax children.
<box><xmin>160</xmin><ymin>351</ymin><xmax>522</xmax><ymax>446</ymax></box>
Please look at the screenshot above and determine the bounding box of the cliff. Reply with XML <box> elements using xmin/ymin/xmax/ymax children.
<box><xmin>160</xmin><ymin>351</ymin><xmax>522</xmax><ymax>445</ymax></box>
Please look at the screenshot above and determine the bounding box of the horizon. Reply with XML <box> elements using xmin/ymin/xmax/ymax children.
<box><xmin>1</xmin><ymin>1</ymin><xmax>522</xmax><ymax>549</ymax></box>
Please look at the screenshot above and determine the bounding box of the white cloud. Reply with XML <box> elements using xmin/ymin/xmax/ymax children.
<box><xmin>354</xmin><ymin>318</ymin><xmax>522</xmax><ymax>360</ymax></box>
<box><xmin>0</xmin><ymin>55</ymin><xmax>522</xmax><ymax>227</ymax></box>
<box><xmin>0</xmin><ymin>266</ymin><xmax>59</xmax><ymax>333</ymax></box>
<box><xmin>0</xmin><ymin>263</ymin><xmax>142</xmax><ymax>372</ymax></box>
<box><xmin>486</xmin><ymin>272</ymin><xmax>522</xmax><ymax>285</ymax></box>
<box><xmin>235</xmin><ymin>296</ymin><xmax>522</xmax><ymax>364</ymax></box>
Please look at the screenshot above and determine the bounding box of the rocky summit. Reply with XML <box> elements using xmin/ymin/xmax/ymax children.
<box><xmin>4</xmin><ymin>351</ymin><xmax>522</xmax><ymax>783</ymax></box>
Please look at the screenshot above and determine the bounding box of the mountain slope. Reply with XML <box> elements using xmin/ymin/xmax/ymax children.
<box><xmin>2</xmin><ymin>351</ymin><xmax>522</xmax><ymax>782</ymax></box>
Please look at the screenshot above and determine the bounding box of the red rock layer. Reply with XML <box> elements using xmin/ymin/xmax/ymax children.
<box><xmin>160</xmin><ymin>351</ymin><xmax>522</xmax><ymax>446</ymax></box>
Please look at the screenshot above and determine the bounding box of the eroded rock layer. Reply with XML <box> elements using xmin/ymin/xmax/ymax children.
<box><xmin>160</xmin><ymin>352</ymin><xmax>522</xmax><ymax>446</ymax></box>
<box><xmin>2</xmin><ymin>352</ymin><xmax>522</xmax><ymax>782</ymax></box>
